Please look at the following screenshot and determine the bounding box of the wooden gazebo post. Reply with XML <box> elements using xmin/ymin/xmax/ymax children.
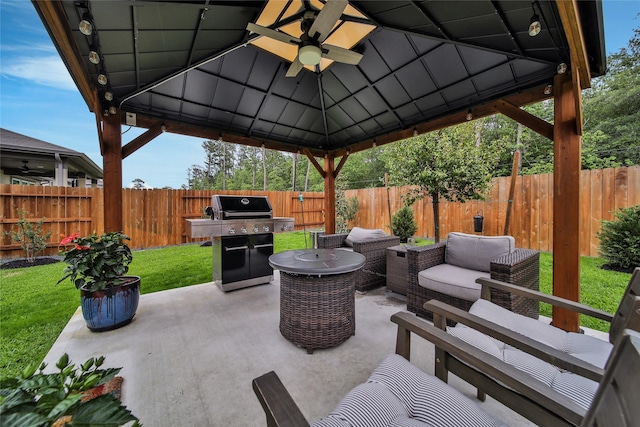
<box><xmin>551</xmin><ymin>71</ymin><xmax>582</xmax><ymax>332</ymax></box>
<box><xmin>324</xmin><ymin>153</ymin><xmax>336</xmax><ymax>234</ymax></box>
<box><xmin>102</xmin><ymin>111</ymin><xmax>123</xmax><ymax>233</ymax></box>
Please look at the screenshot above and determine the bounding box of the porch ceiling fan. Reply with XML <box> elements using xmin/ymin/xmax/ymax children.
<box><xmin>246</xmin><ymin>0</ymin><xmax>363</xmax><ymax>77</ymax></box>
<box><xmin>21</xmin><ymin>160</ymin><xmax>30</xmax><ymax>174</ymax></box>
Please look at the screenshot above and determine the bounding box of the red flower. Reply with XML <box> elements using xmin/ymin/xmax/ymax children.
<box><xmin>60</xmin><ymin>233</ymin><xmax>80</xmax><ymax>246</ymax></box>
<box><xmin>75</xmin><ymin>244</ymin><xmax>90</xmax><ymax>250</ymax></box>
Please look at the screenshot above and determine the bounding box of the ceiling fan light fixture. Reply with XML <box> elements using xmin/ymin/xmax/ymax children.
<box><xmin>299</xmin><ymin>44</ymin><xmax>322</xmax><ymax>66</ymax></box>
<box><xmin>97</xmin><ymin>72</ymin><xmax>108</xmax><ymax>85</ymax></box>
<box><xmin>104</xmin><ymin>90</ymin><xmax>114</xmax><ymax>101</ymax></box>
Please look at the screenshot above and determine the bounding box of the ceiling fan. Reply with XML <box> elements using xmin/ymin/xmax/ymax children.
<box><xmin>246</xmin><ymin>0</ymin><xmax>363</xmax><ymax>77</ymax></box>
<box><xmin>21</xmin><ymin>161</ymin><xmax>30</xmax><ymax>174</ymax></box>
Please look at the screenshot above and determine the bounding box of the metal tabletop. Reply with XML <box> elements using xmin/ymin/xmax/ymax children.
<box><xmin>269</xmin><ymin>249</ymin><xmax>365</xmax><ymax>276</ymax></box>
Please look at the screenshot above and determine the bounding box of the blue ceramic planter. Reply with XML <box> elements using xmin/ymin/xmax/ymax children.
<box><xmin>80</xmin><ymin>276</ymin><xmax>140</xmax><ymax>332</ymax></box>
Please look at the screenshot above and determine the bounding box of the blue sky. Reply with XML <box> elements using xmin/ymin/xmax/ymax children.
<box><xmin>1</xmin><ymin>1</ymin><xmax>639</xmax><ymax>189</ymax></box>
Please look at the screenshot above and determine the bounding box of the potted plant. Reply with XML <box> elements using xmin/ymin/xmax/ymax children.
<box><xmin>0</xmin><ymin>353</ymin><xmax>139</xmax><ymax>426</ymax></box>
<box><xmin>58</xmin><ymin>232</ymin><xmax>140</xmax><ymax>332</ymax></box>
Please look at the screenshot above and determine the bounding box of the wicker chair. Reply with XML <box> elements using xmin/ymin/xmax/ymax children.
<box><xmin>407</xmin><ymin>232</ymin><xmax>539</xmax><ymax>322</ymax></box>
<box><xmin>317</xmin><ymin>230</ymin><xmax>400</xmax><ymax>292</ymax></box>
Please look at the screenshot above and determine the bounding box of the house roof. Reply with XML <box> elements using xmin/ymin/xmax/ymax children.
<box><xmin>0</xmin><ymin>128</ymin><xmax>103</xmax><ymax>179</ymax></box>
<box><xmin>34</xmin><ymin>0</ymin><xmax>606</xmax><ymax>158</ymax></box>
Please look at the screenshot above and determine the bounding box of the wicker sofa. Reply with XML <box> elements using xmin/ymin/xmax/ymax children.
<box><xmin>317</xmin><ymin>227</ymin><xmax>400</xmax><ymax>292</ymax></box>
<box><xmin>407</xmin><ymin>232</ymin><xmax>539</xmax><ymax>321</ymax></box>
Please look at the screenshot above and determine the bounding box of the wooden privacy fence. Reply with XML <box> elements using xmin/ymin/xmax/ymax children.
<box><xmin>345</xmin><ymin>165</ymin><xmax>640</xmax><ymax>257</ymax></box>
<box><xmin>0</xmin><ymin>187</ymin><xmax>324</xmax><ymax>259</ymax></box>
<box><xmin>1</xmin><ymin>166</ymin><xmax>638</xmax><ymax>259</ymax></box>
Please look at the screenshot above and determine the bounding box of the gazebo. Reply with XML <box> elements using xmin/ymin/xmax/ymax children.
<box><xmin>33</xmin><ymin>0</ymin><xmax>606</xmax><ymax>332</ymax></box>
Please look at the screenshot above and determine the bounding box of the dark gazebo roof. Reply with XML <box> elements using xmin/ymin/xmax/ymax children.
<box><xmin>35</xmin><ymin>0</ymin><xmax>605</xmax><ymax>157</ymax></box>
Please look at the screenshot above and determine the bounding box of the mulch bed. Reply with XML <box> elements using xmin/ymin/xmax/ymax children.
<box><xmin>0</xmin><ymin>257</ymin><xmax>61</xmax><ymax>270</ymax></box>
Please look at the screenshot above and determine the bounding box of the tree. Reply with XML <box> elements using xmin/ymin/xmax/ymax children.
<box><xmin>339</xmin><ymin>147</ymin><xmax>389</xmax><ymax>189</ymax></box>
<box><xmin>386</xmin><ymin>122</ymin><xmax>505</xmax><ymax>242</ymax></box>
<box><xmin>130</xmin><ymin>178</ymin><xmax>148</xmax><ymax>189</ymax></box>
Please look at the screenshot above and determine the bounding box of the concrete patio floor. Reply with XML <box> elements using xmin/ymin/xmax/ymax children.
<box><xmin>44</xmin><ymin>272</ymin><xmax>550</xmax><ymax>426</ymax></box>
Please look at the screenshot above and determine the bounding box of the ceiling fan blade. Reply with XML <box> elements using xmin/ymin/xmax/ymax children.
<box><xmin>308</xmin><ymin>0</ymin><xmax>348</xmax><ymax>43</ymax></box>
<box><xmin>246</xmin><ymin>22</ymin><xmax>301</xmax><ymax>45</ymax></box>
<box><xmin>285</xmin><ymin>56</ymin><xmax>305</xmax><ymax>77</ymax></box>
<box><xmin>322</xmin><ymin>44</ymin><xmax>363</xmax><ymax>65</ymax></box>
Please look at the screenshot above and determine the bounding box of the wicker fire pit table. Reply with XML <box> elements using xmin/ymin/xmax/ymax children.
<box><xmin>269</xmin><ymin>249</ymin><xmax>365</xmax><ymax>354</ymax></box>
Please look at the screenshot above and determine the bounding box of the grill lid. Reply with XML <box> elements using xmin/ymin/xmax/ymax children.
<box><xmin>211</xmin><ymin>195</ymin><xmax>273</xmax><ymax>219</ymax></box>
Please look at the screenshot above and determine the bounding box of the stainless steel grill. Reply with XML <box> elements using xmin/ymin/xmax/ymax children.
<box><xmin>186</xmin><ymin>195</ymin><xmax>294</xmax><ymax>291</ymax></box>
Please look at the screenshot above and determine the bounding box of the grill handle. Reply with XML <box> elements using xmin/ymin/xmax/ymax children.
<box><xmin>253</xmin><ymin>243</ymin><xmax>274</xmax><ymax>249</ymax></box>
<box><xmin>225</xmin><ymin>245</ymin><xmax>249</xmax><ymax>252</ymax></box>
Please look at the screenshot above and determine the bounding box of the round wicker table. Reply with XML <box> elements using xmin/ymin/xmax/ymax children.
<box><xmin>269</xmin><ymin>249</ymin><xmax>365</xmax><ymax>354</ymax></box>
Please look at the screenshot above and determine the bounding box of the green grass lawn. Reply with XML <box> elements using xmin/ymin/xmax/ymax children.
<box><xmin>0</xmin><ymin>231</ymin><xmax>632</xmax><ymax>379</ymax></box>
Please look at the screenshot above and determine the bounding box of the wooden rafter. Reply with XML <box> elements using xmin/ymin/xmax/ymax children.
<box><xmin>122</xmin><ymin>121</ymin><xmax>166</xmax><ymax>159</ymax></box>
<box><xmin>492</xmin><ymin>100</ymin><xmax>554</xmax><ymax>141</ymax></box>
<box><xmin>556</xmin><ymin>0</ymin><xmax>591</xmax><ymax>89</ymax></box>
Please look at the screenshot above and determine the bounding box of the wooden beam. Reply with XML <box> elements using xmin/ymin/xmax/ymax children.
<box><xmin>324</xmin><ymin>154</ymin><xmax>336</xmax><ymax>234</ymax></box>
<box><xmin>102</xmin><ymin>113</ymin><xmax>123</xmax><ymax>233</ymax></box>
<box><xmin>133</xmin><ymin>85</ymin><xmax>552</xmax><ymax>160</ymax></box>
<box><xmin>303</xmin><ymin>149</ymin><xmax>326</xmax><ymax>178</ymax></box>
<box><xmin>572</xmin><ymin>70</ymin><xmax>584</xmax><ymax>136</ymax></box>
<box><xmin>122</xmin><ymin>121</ymin><xmax>166</xmax><ymax>159</ymax></box>
<box><xmin>551</xmin><ymin>72</ymin><xmax>582</xmax><ymax>332</ymax></box>
<box><xmin>32</xmin><ymin>0</ymin><xmax>99</xmax><ymax>112</ymax></box>
<box><xmin>492</xmin><ymin>100</ymin><xmax>554</xmax><ymax>140</ymax></box>
<box><xmin>134</xmin><ymin>114</ymin><xmax>328</xmax><ymax>159</ymax></box>
<box><xmin>556</xmin><ymin>0</ymin><xmax>591</xmax><ymax>89</ymax></box>
<box><xmin>333</xmin><ymin>152</ymin><xmax>349</xmax><ymax>178</ymax></box>
<box><xmin>346</xmin><ymin>86</ymin><xmax>552</xmax><ymax>156</ymax></box>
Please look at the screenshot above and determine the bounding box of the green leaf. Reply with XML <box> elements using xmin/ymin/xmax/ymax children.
<box><xmin>46</xmin><ymin>394</ymin><xmax>82</xmax><ymax>420</ymax></box>
<box><xmin>70</xmin><ymin>394</ymin><xmax>138</xmax><ymax>426</ymax></box>
<box><xmin>0</xmin><ymin>412</ymin><xmax>48</xmax><ymax>427</ymax></box>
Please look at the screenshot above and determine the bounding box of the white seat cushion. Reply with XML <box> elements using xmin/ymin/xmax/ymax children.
<box><xmin>447</xmin><ymin>299</ymin><xmax>613</xmax><ymax>410</ymax></box>
<box><xmin>418</xmin><ymin>264</ymin><xmax>490</xmax><ymax>301</ymax></box>
<box><xmin>311</xmin><ymin>354</ymin><xmax>506</xmax><ymax>427</ymax></box>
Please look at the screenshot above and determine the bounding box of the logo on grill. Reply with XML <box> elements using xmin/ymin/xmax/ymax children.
<box><xmin>241</xmin><ymin>198</ymin><xmax>250</xmax><ymax>205</ymax></box>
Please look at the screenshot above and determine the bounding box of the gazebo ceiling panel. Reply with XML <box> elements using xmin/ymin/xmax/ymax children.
<box><xmin>44</xmin><ymin>0</ymin><xmax>605</xmax><ymax>155</ymax></box>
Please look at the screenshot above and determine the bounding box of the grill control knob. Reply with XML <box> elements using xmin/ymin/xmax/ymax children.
<box><xmin>228</xmin><ymin>228</ymin><xmax>235</xmax><ymax>235</ymax></box>
<box><xmin>253</xmin><ymin>227</ymin><xmax>259</xmax><ymax>233</ymax></box>
<box><xmin>241</xmin><ymin>227</ymin><xmax>247</xmax><ymax>234</ymax></box>
<box><xmin>263</xmin><ymin>225</ymin><xmax>270</xmax><ymax>232</ymax></box>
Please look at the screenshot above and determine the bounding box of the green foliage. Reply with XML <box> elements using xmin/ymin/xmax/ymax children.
<box><xmin>3</xmin><ymin>209</ymin><xmax>52</xmax><ymax>263</ymax></box>
<box><xmin>335</xmin><ymin>177</ymin><xmax>358</xmax><ymax>233</ymax></box>
<box><xmin>57</xmin><ymin>232</ymin><xmax>133</xmax><ymax>291</ymax></box>
<box><xmin>339</xmin><ymin>147</ymin><xmax>389</xmax><ymax>189</ymax></box>
<box><xmin>596</xmin><ymin>205</ymin><xmax>640</xmax><ymax>271</ymax></box>
<box><xmin>0</xmin><ymin>353</ymin><xmax>139</xmax><ymax>427</ymax></box>
<box><xmin>386</xmin><ymin>122</ymin><xmax>505</xmax><ymax>240</ymax></box>
<box><xmin>392</xmin><ymin>206</ymin><xmax>418</xmax><ymax>243</ymax></box>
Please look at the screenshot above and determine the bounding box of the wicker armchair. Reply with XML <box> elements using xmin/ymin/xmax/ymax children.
<box><xmin>317</xmin><ymin>231</ymin><xmax>400</xmax><ymax>292</ymax></box>
<box><xmin>407</xmin><ymin>233</ymin><xmax>539</xmax><ymax>321</ymax></box>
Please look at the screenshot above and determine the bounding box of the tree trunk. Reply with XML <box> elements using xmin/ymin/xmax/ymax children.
<box><xmin>292</xmin><ymin>152</ymin><xmax>297</xmax><ymax>191</ymax></box>
<box><xmin>252</xmin><ymin>146</ymin><xmax>257</xmax><ymax>189</ymax></box>
<box><xmin>222</xmin><ymin>142</ymin><xmax>226</xmax><ymax>190</ymax></box>
<box><xmin>432</xmin><ymin>192</ymin><xmax>441</xmax><ymax>243</ymax></box>
<box><xmin>304</xmin><ymin>158</ymin><xmax>310</xmax><ymax>191</ymax></box>
<box><xmin>262</xmin><ymin>146</ymin><xmax>267</xmax><ymax>191</ymax></box>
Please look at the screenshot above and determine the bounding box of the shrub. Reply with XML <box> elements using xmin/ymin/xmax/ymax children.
<box><xmin>392</xmin><ymin>206</ymin><xmax>418</xmax><ymax>243</ymax></box>
<box><xmin>597</xmin><ymin>205</ymin><xmax>640</xmax><ymax>272</ymax></box>
<box><xmin>336</xmin><ymin>178</ymin><xmax>358</xmax><ymax>233</ymax></box>
<box><xmin>3</xmin><ymin>209</ymin><xmax>52</xmax><ymax>262</ymax></box>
